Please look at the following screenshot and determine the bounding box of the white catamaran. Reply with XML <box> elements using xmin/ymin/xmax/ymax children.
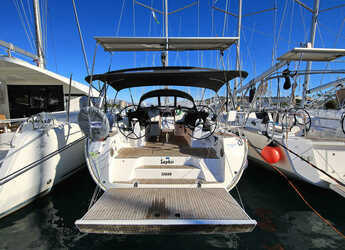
<box><xmin>0</xmin><ymin>0</ymin><xmax>98</xmax><ymax>219</ymax></box>
<box><xmin>75</xmin><ymin>37</ymin><xmax>257</xmax><ymax>234</ymax></box>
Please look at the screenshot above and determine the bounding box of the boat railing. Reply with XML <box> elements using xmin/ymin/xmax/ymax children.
<box><xmin>0</xmin><ymin>40</ymin><xmax>38</xmax><ymax>61</ymax></box>
<box><xmin>0</xmin><ymin>113</ymin><xmax>57</xmax><ymax>148</ymax></box>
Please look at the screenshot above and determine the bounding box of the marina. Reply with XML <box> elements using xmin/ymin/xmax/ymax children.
<box><xmin>1</xmin><ymin>0</ymin><xmax>345</xmax><ymax>248</ymax></box>
<box><xmin>0</xmin><ymin>165</ymin><xmax>344</xmax><ymax>249</ymax></box>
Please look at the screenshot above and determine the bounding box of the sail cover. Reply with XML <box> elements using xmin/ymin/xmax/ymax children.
<box><xmin>95</xmin><ymin>37</ymin><xmax>238</xmax><ymax>52</ymax></box>
<box><xmin>85</xmin><ymin>67</ymin><xmax>248</xmax><ymax>92</ymax></box>
<box><xmin>277</xmin><ymin>47</ymin><xmax>345</xmax><ymax>62</ymax></box>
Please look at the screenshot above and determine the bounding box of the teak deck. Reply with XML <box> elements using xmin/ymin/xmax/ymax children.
<box><xmin>116</xmin><ymin>134</ymin><xmax>218</xmax><ymax>159</ymax></box>
<box><xmin>76</xmin><ymin>188</ymin><xmax>257</xmax><ymax>234</ymax></box>
<box><xmin>116</xmin><ymin>146</ymin><xmax>218</xmax><ymax>158</ymax></box>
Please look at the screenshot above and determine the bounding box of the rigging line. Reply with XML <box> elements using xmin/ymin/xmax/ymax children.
<box><xmin>317</xmin><ymin>16</ymin><xmax>345</xmax><ymax>82</ymax></box>
<box><xmin>174</xmin><ymin>16</ymin><xmax>182</xmax><ymax>65</ymax></box>
<box><xmin>132</xmin><ymin>0</ymin><xmax>136</xmax><ymax>67</ymax></box>
<box><xmin>41</xmin><ymin>0</ymin><xmax>48</xmax><ymax>60</ymax></box>
<box><xmin>273</xmin><ymin>139</ymin><xmax>345</xmax><ymax>188</ymax></box>
<box><xmin>288</xmin><ymin>0</ymin><xmax>295</xmax><ymax>51</ymax></box>
<box><xmin>272</xmin><ymin>0</ymin><xmax>277</xmax><ymax>59</ymax></box>
<box><xmin>315</xmin><ymin>21</ymin><xmax>329</xmax><ymax>87</ymax></box>
<box><xmin>211</xmin><ymin>0</ymin><xmax>215</xmax><ymax>68</ymax></box>
<box><xmin>271</xmin><ymin>0</ymin><xmax>277</xmax><ymax>100</ymax></box>
<box><xmin>220</xmin><ymin>53</ymin><xmax>235</xmax><ymax>110</ymax></box>
<box><xmin>222</xmin><ymin>0</ymin><xmax>229</xmax><ymax>37</ymax></box>
<box><xmin>211</xmin><ymin>0</ymin><xmax>215</xmax><ymax>36</ymax></box>
<box><xmin>298</xmin><ymin>0</ymin><xmax>308</xmax><ymax>42</ymax></box>
<box><xmin>334</xmin><ymin>17</ymin><xmax>345</xmax><ymax>46</ymax></box>
<box><xmin>44</xmin><ymin>0</ymin><xmax>48</xmax><ymax>58</ymax></box>
<box><xmin>47</xmin><ymin>5</ymin><xmax>58</xmax><ymax>72</ymax></box>
<box><xmin>25</xmin><ymin>0</ymin><xmax>37</xmax><ymax>52</ymax></box>
<box><xmin>198</xmin><ymin>0</ymin><xmax>200</xmax><ymax>65</ymax></box>
<box><xmin>241</xmin><ymin>30</ymin><xmax>255</xmax><ymax>78</ymax></box>
<box><xmin>72</xmin><ymin>0</ymin><xmax>90</xmax><ymax>76</ymax></box>
<box><xmin>145</xmin><ymin>0</ymin><xmax>154</xmax><ymax>66</ymax></box>
<box><xmin>19</xmin><ymin>0</ymin><xmax>36</xmax><ymax>49</ymax></box>
<box><xmin>247</xmin><ymin>139</ymin><xmax>345</xmax><ymax>239</ymax></box>
<box><xmin>240</xmin><ymin>23</ymin><xmax>290</xmax><ymax>43</ymax></box>
<box><xmin>116</xmin><ymin>0</ymin><xmax>126</xmax><ymax>36</ymax></box>
<box><xmin>12</xmin><ymin>0</ymin><xmax>35</xmax><ymax>53</ymax></box>
<box><xmin>26</xmin><ymin>0</ymin><xmax>34</xmax><ymax>28</ymax></box>
<box><xmin>274</xmin><ymin>0</ymin><xmax>289</xmax><ymax>59</ymax></box>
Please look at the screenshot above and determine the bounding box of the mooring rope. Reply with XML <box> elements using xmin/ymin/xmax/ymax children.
<box><xmin>247</xmin><ymin>139</ymin><xmax>345</xmax><ymax>239</ymax></box>
<box><xmin>271</xmin><ymin>139</ymin><xmax>345</xmax><ymax>188</ymax></box>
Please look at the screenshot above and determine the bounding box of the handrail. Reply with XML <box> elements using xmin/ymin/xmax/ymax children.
<box><xmin>0</xmin><ymin>40</ymin><xmax>38</xmax><ymax>61</ymax></box>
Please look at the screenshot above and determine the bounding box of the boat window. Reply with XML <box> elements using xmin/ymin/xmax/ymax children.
<box><xmin>176</xmin><ymin>97</ymin><xmax>194</xmax><ymax>108</ymax></box>
<box><xmin>7</xmin><ymin>85</ymin><xmax>64</xmax><ymax>118</ymax></box>
<box><xmin>162</xmin><ymin>96</ymin><xmax>174</xmax><ymax>106</ymax></box>
<box><xmin>142</xmin><ymin>97</ymin><xmax>159</xmax><ymax>107</ymax></box>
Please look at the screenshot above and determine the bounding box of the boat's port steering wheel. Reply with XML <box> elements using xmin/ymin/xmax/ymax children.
<box><xmin>186</xmin><ymin>105</ymin><xmax>217</xmax><ymax>140</ymax></box>
<box><xmin>116</xmin><ymin>105</ymin><xmax>151</xmax><ymax>139</ymax></box>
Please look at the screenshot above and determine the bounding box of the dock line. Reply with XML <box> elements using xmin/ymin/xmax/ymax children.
<box><xmin>247</xmin><ymin>139</ymin><xmax>345</xmax><ymax>239</ymax></box>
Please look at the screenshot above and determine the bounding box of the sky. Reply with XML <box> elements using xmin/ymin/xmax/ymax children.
<box><xmin>1</xmin><ymin>0</ymin><xmax>345</xmax><ymax>103</ymax></box>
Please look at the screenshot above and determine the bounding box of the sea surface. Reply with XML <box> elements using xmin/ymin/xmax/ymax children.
<box><xmin>0</xmin><ymin>163</ymin><xmax>344</xmax><ymax>250</ymax></box>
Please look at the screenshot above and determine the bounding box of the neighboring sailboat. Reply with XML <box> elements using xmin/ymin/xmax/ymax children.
<box><xmin>75</xmin><ymin>37</ymin><xmax>256</xmax><ymax>234</ymax></box>
<box><xmin>235</xmin><ymin>46</ymin><xmax>345</xmax><ymax>197</ymax></box>
<box><xmin>0</xmin><ymin>0</ymin><xmax>98</xmax><ymax>219</ymax></box>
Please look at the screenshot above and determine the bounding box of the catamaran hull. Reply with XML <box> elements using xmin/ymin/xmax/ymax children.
<box><xmin>0</xmin><ymin>121</ymin><xmax>85</xmax><ymax>219</ymax></box>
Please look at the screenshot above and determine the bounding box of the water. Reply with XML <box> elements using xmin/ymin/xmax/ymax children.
<box><xmin>0</xmin><ymin>164</ymin><xmax>344</xmax><ymax>250</ymax></box>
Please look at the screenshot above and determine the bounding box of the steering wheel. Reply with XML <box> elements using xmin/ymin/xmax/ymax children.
<box><xmin>186</xmin><ymin>105</ymin><xmax>218</xmax><ymax>140</ymax></box>
<box><xmin>288</xmin><ymin>108</ymin><xmax>311</xmax><ymax>132</ymax></box>
<box><xmin>281</xmin><ymin>111</ymin><xmax>298</xmax><ymax>131</ymax></box>
<box><xmin>116</xmin><ymin>105</ymin><xmax>151</xmax><ymax>139</ymax></box>
<box><xmin>341</xmin><ymin>111</ymin><xmax>345</xmax><ymax>135</ymax></box>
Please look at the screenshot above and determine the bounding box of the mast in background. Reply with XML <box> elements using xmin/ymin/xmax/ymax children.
<box><xmin>301</xmin><ymin>0</ymin><xmax>320</xmax><ymax>107</ymax></box>
<box><xmin>33</xmin><ymin>0</ymin><xmax>45</xmax><ymax>68</ymax></box>
<box><xmin>234</xmin><ymin>0</ymin><xmax>242</xmax><ymax>106</ymax></box>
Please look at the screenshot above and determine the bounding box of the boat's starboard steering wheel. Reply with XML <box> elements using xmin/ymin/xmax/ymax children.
<box><xmin>186</xmin><ymin>105</ymin><xmax>218</xmax><ymax>140</ymax></box>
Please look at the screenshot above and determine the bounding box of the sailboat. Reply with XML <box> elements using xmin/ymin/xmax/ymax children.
<box><xmin>74</xmin><ymin>34</ymin><xmax>257</xmax><ymax>234</ymax></box>
<box><xmin>231</xmin><ymin>0</ymin><xmax>345</xmax><ymax>197</ymax></box>
<box><xmin>0</xmin><ymin>0</ymin><xmax>98</xmax><ymax>219</ymax></box>
<box><xmin>235</xmin><ymin>47</ymin><xmax>345</xmax><ymax>197</ymax></box>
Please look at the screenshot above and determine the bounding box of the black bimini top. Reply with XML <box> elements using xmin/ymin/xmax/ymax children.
<box><xmin>85</xmin><ymin>66</ymin><xmax>248</xmax><ymax>92</ymax></box>
<box><xmin>138</xmin><ymin>89</ymin><xmax>195</xmax><ymax>107</ymax></box>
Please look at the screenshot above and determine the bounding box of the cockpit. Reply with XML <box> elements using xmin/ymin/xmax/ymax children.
<box><xmin>116</xmin><ymin>89</ymin><xmax>217</xmax><ymax>141</ymax></box>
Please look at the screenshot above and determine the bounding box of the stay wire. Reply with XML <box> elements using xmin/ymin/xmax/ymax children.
<box><xmin>116</xmin><ymin>0</ymin><xmax>126</xmax><ymax>36</ymax></box>
<box><xmin>271</xmin><ymin>139</ymin><xmax>345</xmax><ymax>188</ymax></box>
<box><xmin>19</xmin><ymin>0</ymin><xmax>36</xmax><ymax>49</ymax></box>
<box><xmin>12</xmin><ymin>0</ymin><xmax>35</xmax><ymax>53</ymax></box>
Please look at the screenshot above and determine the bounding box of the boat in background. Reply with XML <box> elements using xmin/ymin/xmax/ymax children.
<box><xmin>234</xmin><ymin>46</ymin><xmax>345</xmax><ymax>198</ymax></box>
<box><xmin>0</xmin><ymin>0</ymin><xmax>98</xmax><ymax>219</ymax></box>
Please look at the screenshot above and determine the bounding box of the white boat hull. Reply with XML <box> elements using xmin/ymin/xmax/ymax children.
<box><xmin>242</xmin><ymin>127</ymin><xmax>345</xmax><ymax>191</ymax></box>
<box><xmin>0</xmin><ymin>112</ymin><xmax>85</xmax><ymax>219</ymax></box>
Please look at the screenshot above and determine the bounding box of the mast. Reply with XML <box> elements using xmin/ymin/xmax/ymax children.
<box><xmin>33</xmin><ymin>0</ymin><xmax>45</xmax><ymax>68</ymax></box>
<box><xmin>301</xmin><ymin>0</ymin><xmax>320</xmax><ymax>107</ymax></box>
<box><xmin>234</xmin><ymin>0</ymin><xmax>242</xmax><ymax>106</ymax></box>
